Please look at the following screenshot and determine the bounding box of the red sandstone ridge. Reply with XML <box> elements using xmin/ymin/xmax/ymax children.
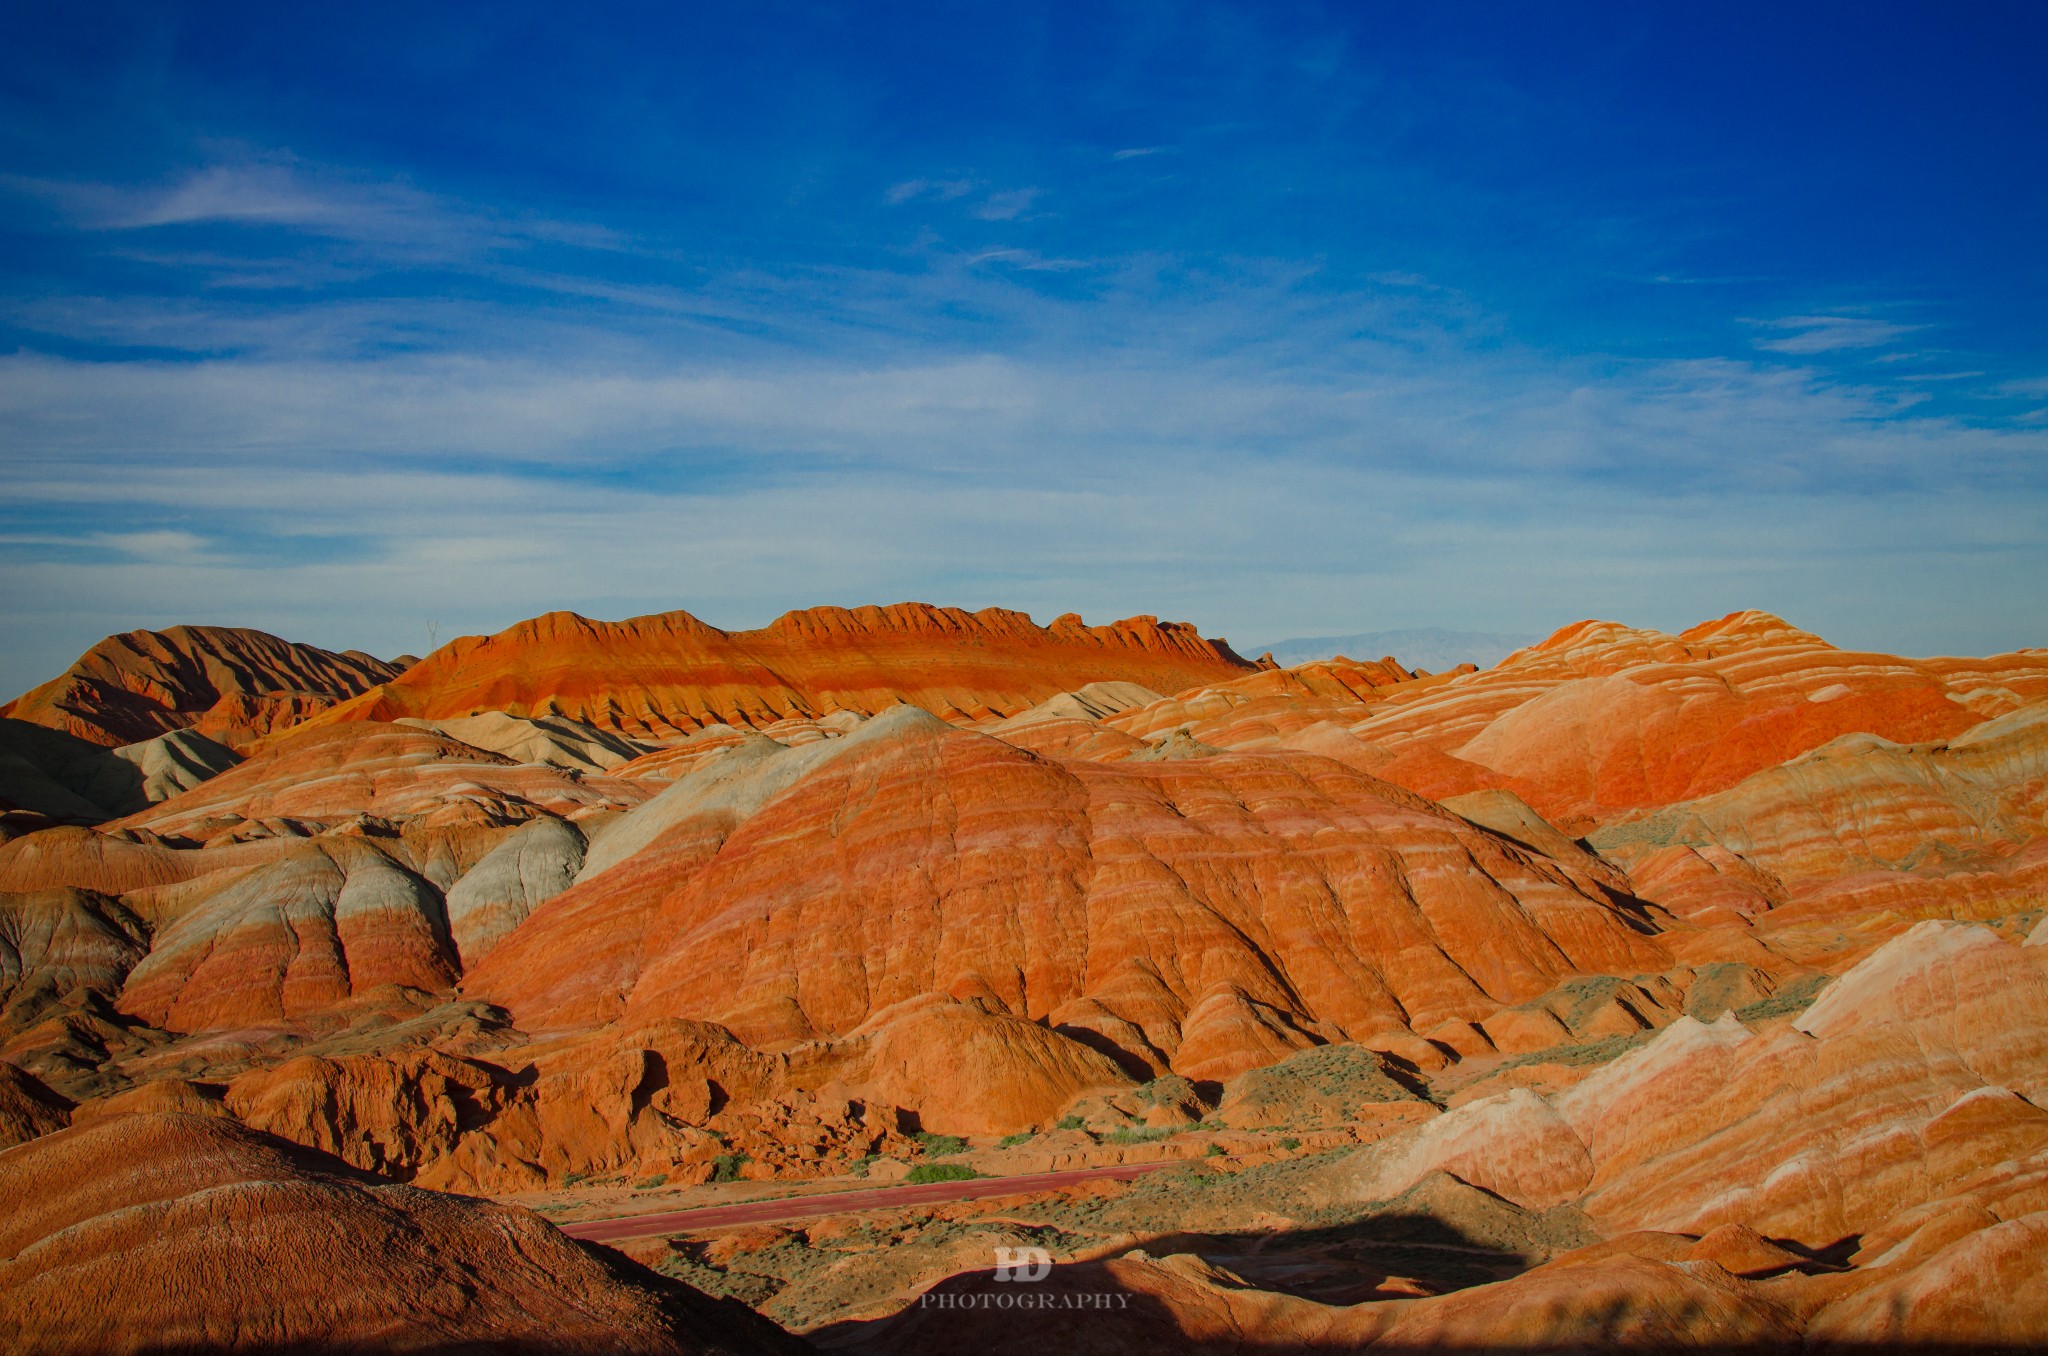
<box><xmin>834</xmin><ymin>921</ymin><xmax>2048</xmax><ymax>1355</ymax></box>
<box><xmin>109</xmin><ymin>720</ymin><xmax>650</xmax><ymax>841</ymax></box>
<box><xmin>1</xmin><ymin>625</ymin><xmax>408</xmax><ymax>749</ymax></box>
<box><xmin>2</xmin><ymin>600</ymin><xmax>2044</xmax><ymax>1353</ymax></box>
<box><xmin>0</xmin><ymin>1113</ymin><xmax>800</xmax><ymax>1354</ymax></box>
<box><xmin>1586</xmin><ymin>703</ymin><xmax>2048</xmax><ymax>926</ymax></box>
<box><xmin>465</xmin><ymin>706</ymin><xmax>1671</xmax><ymax>1079</ymax></box>
<box><xmin>296</xmin><ymin>603</ymin><xmax>1255</xmax><ymax>739</ymax></box>
<box><xmin>1314</xmin><ymin>610</ymin><xmax>2048</xmax><ymax>829</ymax></box>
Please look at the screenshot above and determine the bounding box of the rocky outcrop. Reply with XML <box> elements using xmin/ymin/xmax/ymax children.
<box><xmin>0</xmin><ymin>721</ymin><xmax>135</xmax><ymax>823</ymax></box>
<box><xmin>1440</xmin><ymin>786</ymin><xmax>1632</xmax><ymax>891</ymax></box>
<box><xmin>4</xmin><ymin>603</ymin><xmax>2045</xmax><ymax>1354</ymax></box>
<box><xmin>796</xmin><ymin>994</ymin><xmax>1134</xmax><ymax>1137</ymax></box>
<box><xmin>223</xmin><ymin>1047</ymin><xmax>529</xmax><ymax>1182</ymax></box>
<box><xmin>1</xmin><ymin>625</ymin><xmax>405</xmax><ymax>748</ymax></box>
<box><xmin>1350</xmin><ymin>1086</ymin><xmax>1595</xmax><ymax>1208</ymax></box>
<box><xmin>0</xmin><ymin>1112</ymin><xmax>800</xmax><ymax>1354</ymax></box>
<box><xmin>444</xmin><ymin>814</ymin><xmax>587</xmax><ymax>966</ymax></box>
<box><xmin>0</xmin><ymin>1060</ymin><xmax>72</xmax><ymax>1148</ymax></box>
<box><xmin>184</xmin><ymin>1015</ymin><xmax>932</xmax><ymax>1192</ymax></box>
<box><xmin>984</xmin><ymin>681</ymin><xmax>1165</xmax><ymax>732</ymax></box>
<box><xmin>1591</xmin><ymin>702</ymin><xmax>2048</xmax><ymax>927</ymax></box>
<box><xmin>398</xmin><ymin>710</ymin><xmax>655</xmax><ymax>771</ymax></box>
<box><xmin>111</xmin><ymin>720</ymin><xmax>649</xmax><ymax>840</ymax></box>
<box><xmin>298</xmin><ymin>603</ymin><xmax>1256</xmax><ymax>740</ymax></box>
<box><xmin>101</xmin><ymin>728</ymin><xmax>240</xmax><ymax>807</ymax></box>
<box><xmin>1214</xmin><ymin>1043</ymin><xmax>1428</xmax><ymax>1128</ymax></box>
<box><xmin>0</xmin><ymin>720</ymin><xmax>241</xmax><ymax>824</ymax></box>
<box><xmin>462</xmin><ymin>722</ymin><xmax>893</xmax><ymax>1029</ymax></box>
<box><xmin>465</xmin><ymin>707</ymin><xmax>1668</xmax><ymax>1090</ymax></box>
<box><xmin>0</xmin><ymin>825</ymin><xmax>208</xmax><ymax>895</ymax></box>
<box><xmin>1340</xmin><ymin>611</ymin><xmax>2048</xmax><ymax>828</ymax></box>
<box><xmin>1103</xmin><ymin>656</ymin><xmax>1423</xmax><ymax>744</ymax></box>
<box><xmin>1326</xmin><ymin>921</ymin><xmax>2048</xmax><ymax>1246</ymax></box>
<box><xmin>0</xmin><ymin>888</ymin><xmax>148</xmax><ymax>1029</ymax></box>
<box><xmin>116</xmin><ymin>838</ymin><xmax>459</xmax><ymax>1031</ymax></box>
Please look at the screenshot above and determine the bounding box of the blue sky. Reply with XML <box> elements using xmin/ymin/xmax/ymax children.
<box><xmin>3</xmin><ymin>1</ymin><xmax>2045</xmax><ymax>694</ymax></box>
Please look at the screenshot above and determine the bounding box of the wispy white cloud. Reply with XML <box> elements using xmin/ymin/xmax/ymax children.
<box><xmin>5</xmin><ymin>420</ymin><xmax>2043</xmax><ymax>698</ymax></box>
<box><xmin>971</xmin><ymin>188</ymin><xmax>1041</xmax><ymax>221</ymax></box>
<box><xmin>885</xmin><ymin>177</ymin><xmax>977</xmax><ymax>205</ymax></box>
<box><xmin>120</xmin><ymin>163</ymin><xmax>426</xmax><ymax>233</ymax></box>
<box><xmin>96</xmin><ymin>530</ymin><xmax>226</xmax><ymax>563</ymax></box>
<box><xmin>3</xmin><ymin>155</ymin><xmax>626</xmax><ymax>274</ymax></box>
<box><xmin>4</xmin><ymin>156</ymin><xmax>2044</xmax><ymax>697</ymax></box>
<box><xmin>1111</xmin><ymin>147</ymin><xmax>1164</xmax><ymax>160</ymax></box>
<box><xmin>966</xmin><ymin>248</ymin><xmax>1091</xmax><ymax>272</ymax></box>
<box><xmin>3</xmin><ymin>317</ymin><xmax>2039</xmax><ymax>506</ymax></box>
<box><xmin>884</xmin><ymin>177</ymin><xmax>1043</xmax><ymax>220</ymax></box>
<box><xmin>1749</xmin><ymin>313</ymin><xmax>1923</xmax><ymax>354</ymax></box>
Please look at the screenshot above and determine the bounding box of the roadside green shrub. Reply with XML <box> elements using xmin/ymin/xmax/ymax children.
<box><xmin>904</xmin><ymin>1162</ymin><xmax>982</xmax><ymax>1185</ymax></box>
<box><xmin>1204</xmin><ymin>1143</ymin><xmax>1226</xmax><ymax>1157</ymax></box>
<box><xmin>632</xmin><ymin>1173</ymin><xmax>669</xmax><ymax>1189</ymax></box>
<box><xmin>709</xmin><ymin>1152</ymin><xmax>751</xmax><ymax>1183</ymax></box>
<box><xmin>1104</xmin><ymin>1125</ymin><xmax>1173</xmax><ymax>1145</ymax></box>
<box><xmin>1055</xmin><ymin>1115</ymin><xmax>1087</xmax><ymax>1131</ymax></box>
<box><xmin>997</xmin><ymin>1132</ymin><xmax>1033</xmax><ymax>1149</ymax></box>
<box><xmin>913</xmin><ymin>1131</ymin><xmax>968</xmax><ymax>1156</ymax></box>
<box><xmin>1279</xmin><ymin>1137</ymin><xmax>1301</xmax><ymax>1152</ymax></box>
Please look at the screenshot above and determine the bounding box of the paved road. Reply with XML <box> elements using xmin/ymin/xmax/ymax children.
<box><xmin>561</xmin><ymin>1160</ymin><xmax>1181</xmax><ymax>1244</ymax></box>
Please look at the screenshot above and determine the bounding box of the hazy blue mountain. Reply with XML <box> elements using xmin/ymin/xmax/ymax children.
<box><xmin>1248</xmin><ymin>628</ymin><xmax>1541</xmax><ymax>673</ymax></box>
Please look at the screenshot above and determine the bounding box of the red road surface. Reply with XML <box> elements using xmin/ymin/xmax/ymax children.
<box><xmin>561</xmin><ymin>1160</ymin><xmax>1181</xmax><ymax>1244</ymax></box>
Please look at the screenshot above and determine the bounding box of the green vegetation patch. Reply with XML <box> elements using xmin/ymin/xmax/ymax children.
<box><xmin>1222</xmin><ymin>1043</ymin><xmax>1428</xmax><ymax>1126</ymax></box>
<box><xmin>1131</xmin><ymin>1074</ymin><xmax>1201</xmax><ymax>1107</ymax></box>
<box><xmin>904</xmin><ymin>1162</ymin><xmax>983</xmax><ymax>1185</ymax></box>
<box><xmin>1492</xmin><ymin>1032</ymin><xmax>1648</xmax><ymax>1076</ymax></box>
<box><xmin>656</xmin><ymin>1250</ymin><xmax>786</xmax><ymax>1307</ymax></box>
<box><xmin>1103</xmin><ymin>1124</ymin><xmax>1177</xmax><ymax>1145</ymax></box>
<box><xmin>1733</xmin><ymin>972</ymin><xmax>1832</xmax><ymax>1024</ymax></box>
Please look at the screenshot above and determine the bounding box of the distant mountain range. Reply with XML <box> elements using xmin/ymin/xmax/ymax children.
<box><xmin>1248</xmin><ymin>627</ymin><xmax>1542</xmax><ymax>672</ymax></box>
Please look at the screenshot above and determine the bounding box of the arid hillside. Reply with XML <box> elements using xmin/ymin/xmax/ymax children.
<box><xmin>299</xmin><ymin>603</ymin><xmax>1260</xmax><ymax>739</ymax></box>
<box><xmin>2</xmin><ymin>603</ymin><xmax>2045</xmax><ymax>1352</ymax></box>
<box><xmin>1</xmin><ymin>624</ymin><xmax>411</xmax><ymax>749</ymax></box>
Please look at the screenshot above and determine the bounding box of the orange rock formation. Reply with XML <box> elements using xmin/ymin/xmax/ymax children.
<box><xmin>1338</xmin><ymin>611</ymin><xmax>2048</xmax><ymax>828</ymax></box>
<box><xmin>469</xmin><ymin>706</ymin><xmax>1670</xmax><ymax>1081</ymax></box>
<box><xmin>110</xmin><ymin>720</ymin><xmax>650</xmax><ymax>841</ymax></box>
<box><xmin>0</xmin><ymin>1112</ymin><xmax>799</xmax><ymax>1354</ymax></box>
<box><xmin>1</xmin><ymin>625</ymin><xmax>407</xmax><ymax>748</ymax></box>
<box><xmin>836</xmin><ymin>922</ymin><xmax>2048</xmax><ymax>1354</ymax></box>
<box><xmin>303</xmin><ymin>604</ymin><xmax>1255</xmax><ymax>739</ymax></box>
<box><xmin>2</xmin><ymin>602</ymin><xmax>2045</xmax><ymax>1351</ymax></box>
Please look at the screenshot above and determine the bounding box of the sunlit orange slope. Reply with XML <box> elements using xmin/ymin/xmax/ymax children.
<box><xmin>301</xmin><ymin>603</ymin><xmax>1258</xmax><ymax>739</ymax></box>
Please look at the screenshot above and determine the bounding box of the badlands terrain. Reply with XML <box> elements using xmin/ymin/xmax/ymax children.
<box><xmin>2</xmin><ymin>602</ymin><xmax>2047</xmax><ymax>1352</ymax></box>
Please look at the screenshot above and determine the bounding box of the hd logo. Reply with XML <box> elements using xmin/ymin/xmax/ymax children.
<box><xmin>990</xmin><ymin>1247</ymin><xmax>1053</xmax><ymax>1282</ymax></box>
